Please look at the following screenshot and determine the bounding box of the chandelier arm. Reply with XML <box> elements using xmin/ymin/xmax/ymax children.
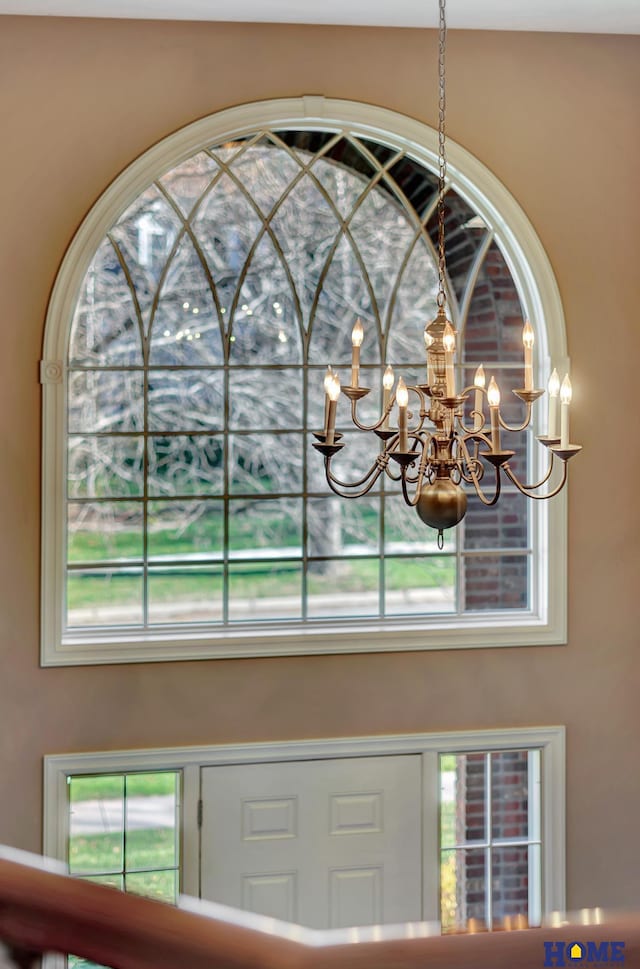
<box><xmin>468</xmin><ymin>464</ymin><xmax>502</xmax><ymax>506</ymax></box>
<box><xmin>400</xmin><ymin>469</ymin><xmax>422</xmax><ymax>508</ymax></box>
<box><xmin>454</xmin><ymin>385</ymin><xmax>485</xmax><ymax>435</ymax></box>
<box><xmin>459</xmin><ymin>437</ymin><xmax>502</xmax><ymax>506</ymax></box>
<box><xmin>324</xmin><ymin>458</ymin><xmax>386</xmax><ymax>498</ymax></box>
<box><xmin>503</xmin><ymin>458</ymin><xmax>568</xmax><ymax>498</ymax></box>
<box><xmin>349</xmin><ymin>398</ymin><xmax>393</xmax><ymax>433</ymax></box>
<box><xmin>497</xmin><ymin>403</ymin><xmax>534</xmax><ymax>434</ymax></box>
<box><xmin>326</xmin><ymin>456</ymin><xmax>387</xmax><ymax>491</ymax></box>
<box><xmin>400</xmin><ymin>435</ymin><xmax>432</xmax><ymax>485</ymax></box>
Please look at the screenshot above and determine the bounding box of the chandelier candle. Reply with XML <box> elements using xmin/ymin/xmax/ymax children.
<box><xmin>560</xmin><ymin>375</ymin><xmax>572</xmax><ymax>448</ymax></box>
<box><xmin>396</xmin><ymin>377</ymin><xmax>409</xmax><ymax>452</ymax></box>
<box><xmin>487</xmin><ymin>377</ymin><xmax>501</xmax><ymax>451</ymax></box>
<box><xmin>547</xmin><ymin>368</ymin><xmax>560</xmax><ymax>437</ymax></box>
<box><xmin>382</xmin><ymin>365</ymin><xmax>394</xmax><ymax>429</ymax></box>
<box><xmin>473</xmin><ymin>365</ymin><xmax>485</xmax><ymax>431</ymax></box>
<box><xmin>523</xmin><ymin>321</ymin><xmax>535</xmax><ymax>391</ymax></box>
<box><xmin>323</xmin><ymin>366</ymin><xmax>334</xmax><ymax>432</ymax></box>
<box><xmin>311</xmin><ymin>0</ymin><xmax>581</xmax><ymax>545</ymax></box>
<box><xmin>325</xmin><ymin>373</ymin><xmax>341</xmax><ymax>445</ymax></box>
<box><xmin>350</xmin><ymin>319</ymin><xmax>364</xmax><ymax>388</ymax></box>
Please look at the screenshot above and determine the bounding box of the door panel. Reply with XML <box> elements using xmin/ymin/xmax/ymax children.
<box><xmin>200</xmin><ymin>755</ymin><xmax>422</xmax><ymax>928</ymax></box>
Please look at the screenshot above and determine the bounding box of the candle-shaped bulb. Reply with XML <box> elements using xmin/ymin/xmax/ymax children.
<box><xmin>381</xmin><ymin>364</ymin><xmax>394</xmax><ymax>429</ymax></box>
<box><xmin>396</xmin><ymin>376</ymin><xmax>408</xmax><ymax>408</ymax></box>
<box><xmin>559</xmin><ymin>373</ymin><xmax>572</xmax><ymax>448</ymax></box>
<box><xmin>487</xmin><ymin>376</ymin><xmax>500</xmax><ymax>407</ymax></box>
<box><xmin>324</xmin><ymin>365</ymin><xmax>334</xmax><ymax>394</ymax></box>
<box><xmin>548</xmin><ymin>368</ymin><xmax>560</xmax><ymax>397</ymax></box>
<box><xmin>472</xmin><ymin>365</ymin><xmax>485</xmax><ymax>432</ymax></box>
<box><xmin>443</xmin><ymin>321</ymin><xmax>456</xmax><ymax>354</ymax></box>
<box><xmin>522</xmin><ymin>320</ymin><xmax>535</xmax><ymax>350</ymax></box>
<box><xmin>522</xmin><ymin>320</ymin><xmax>535</xmax><ymax>390</ymax></box>
<box><xmin>328</xmin><ymin>373</ymin><xmax>341</xmax><ymax>402</ymax></box>
<box><xmin>396</xmin><ymin>377</ymin><xmax>409</xmax><ymax>451</ymax></box>
<box><xmin>350</xmin><ymin>320</ymin><xmax>363</xmax><ymax>388</ymax></box>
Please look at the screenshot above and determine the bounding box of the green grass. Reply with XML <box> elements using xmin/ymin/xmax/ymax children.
<box><xmin>69</xmin><ymin>827</ymin><xmax>176</xmax><ymax>875</ymax></box>
<box><xmin>67</xmin><ymin>555</ymin><xmax>454</xmax><ymax>614</ymax></box>
<box><xmin>69</xmin><ymin>771</ymin><xmax>177</xmax><ymax>802</ymax></box>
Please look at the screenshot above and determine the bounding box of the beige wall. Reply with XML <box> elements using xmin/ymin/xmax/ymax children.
<box><xmin>0</xmin><ymin>15</ymin><xmax>639</xmax><ymax>911</ymax></box>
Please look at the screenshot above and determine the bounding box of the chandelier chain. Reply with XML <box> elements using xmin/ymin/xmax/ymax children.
<box><xmin>437</xmin><ymin>0</ymin><xmax>447</xmax><ymax>308</ymax></box>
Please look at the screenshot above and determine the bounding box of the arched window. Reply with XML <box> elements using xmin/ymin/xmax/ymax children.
<box><xmin>41</xmin><ymin>99</ymin><xmax>568</xmax><ymax>665</ymax></box>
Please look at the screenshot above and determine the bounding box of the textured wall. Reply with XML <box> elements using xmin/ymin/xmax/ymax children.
<box><xmin>0</xmin><ymin>15</ymin><xmax>638</xmax><ymax>911</ymax></box>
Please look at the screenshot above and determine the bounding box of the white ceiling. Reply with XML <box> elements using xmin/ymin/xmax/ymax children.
<box><xmin>2</xmin><ymin>0</ymin><xmax>640</xmax><ymax>33</ymax></box>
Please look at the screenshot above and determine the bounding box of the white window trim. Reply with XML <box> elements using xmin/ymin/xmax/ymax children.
<box><xmin>41</xmin><ymin>96</ymin><xmax>569</xmax><ymax>667</ymax></box>
<box><xmin>43</xmin><ymin>725</ymin><xmax>565</xmax><ymax>967</ymax></box>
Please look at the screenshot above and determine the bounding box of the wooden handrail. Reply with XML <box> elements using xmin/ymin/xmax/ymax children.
<box><xmin>1</xmin><ymin>846</ymin><xmax>639</xmax><ymax>969</ymax></box>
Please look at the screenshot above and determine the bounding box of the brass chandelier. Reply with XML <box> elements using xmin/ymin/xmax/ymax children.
<box><xmin>313</xmin><ymin>0</ymin><xmax>581</xmax><ymax>548</ymax></box>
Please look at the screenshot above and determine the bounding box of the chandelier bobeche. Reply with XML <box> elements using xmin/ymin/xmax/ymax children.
<box><xmin>313</xmin><ymin>0</ymin><xmax>581</xmax><ymax>548</ymax></box>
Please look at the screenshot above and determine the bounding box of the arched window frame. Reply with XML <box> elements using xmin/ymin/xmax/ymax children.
<box><xmin>41</xmin><ymin>96</ymin><xmax>569</xmax><ymax>666</ymax></box>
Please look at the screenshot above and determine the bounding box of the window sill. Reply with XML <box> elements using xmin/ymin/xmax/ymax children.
<box><xmin>42</xmin><ymin>608</ymin><xmax>566</xmax><ymax>666</ymax></box>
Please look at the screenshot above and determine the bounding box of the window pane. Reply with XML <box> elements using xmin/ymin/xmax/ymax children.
<box><xmin>228</xmin><ymin>368</ymin><xmax>303</xmax><ymax>430</ymax></box>
<box><xmin>68</xmin><ymin>436</ymin><xmax>144</xmax><ymax>499</ymax></box>
<box><xmin>463</xmin><ymin>554</ymin><xmax>529</xmax><ymax>612</ymax></box>
<box><xmin>148</xmin><ymin>370</ymin><xmax>224</xmax><ymax>432</ymax></box>
<box><xmin>192</xmin><ymin>170</ymin><xmax>263</xmax><ymax>291</ymax></box>
<box><xmin>148</xmin><ymin>566</ymin><xmax>222</xmax><ymax>624</ymax></box>
<box><xmin>385</xmin><ymin>499</ymin><xmax>454</xmax><ymax>554</ymax></box>
<box><xmin>148</xmin><ymin>436</ymin><xmax>223</xmax><ymax>496</ymax></box>
<box><xmin>68</xmin><ymin>502</ymin><xmax>143</xmax><ymax>564</ymax></box>
<box><xmin>68</xmin><ymin>371</ymin><xmax>144</xmax><ymax>433</ymax></box>
<box><xmin>491</xmin><ymin>845</ymin><xmax>531</xmax><ymax>926</ymax></box>
<box><xmin>147</xmin><ymin>236</ymin><xmax>223</xmax><ymax>366</ymax></box>
<box><xmin>228</xmin><ymin>561</ymin><xmax>302</xmax><ymax>621</ymax></box>
<box><xmin>125</xmin><ymin>870</ymin><xmax>178</xmax><ymax>903</ymax></box>
<box><xmin>386</xmin><ymin>240</ymin><xmax>438</xmax><ymax>365</ymax></box>
<box><xmin>125</xmin><ymin>773</ymin><xmax>179</xmax><ymax>871</ymax></box>
<box><xmin>158</xmin><ymin>151</ymin><xmax>219</xmax><ymax>218</ymax></box>
<box><xmin>491</xmin><ymin>750</ymin><xmax>531</xmax><ymax>841</ymax></box>
<box><xmin>350</xmin><ymin>188</ymin><xmax>419</xmax><ymax>326</ymax></box>
<box><xmin>464</xmin><ymin>492</ymin><xmax>529</xmax><ymax>551</ymax></box>
<box><xmin>308</xmin><ymin>495</ymin><xmax>380</xmax><ymax>558</ymax></box>
<box><xmin>69</xmin><ymin>238</ymin><xmax>143</xmax><ymax>368</ymax></box>
<box><xmin>67</xmin><ymin>569</ymin><xmax>143</xmax><ymax>627</ymax></box>
<box><xmin>229</xmin><ymin>433</ymin><xmax>302</xmax><ymax>494</ymax></box>
<box><xmin>440</xmin><ymin>848</ymin><xmax>486</xmax><ymax>933</ymax></box>
<box><xmin>463</xmin><ymin>240</ymin><xmax>526</xmax><ymax>364</ymax></box>
<box><xmin>228</xmin><ymin>498</ymin><xmax>302</xmax><ymax>556</ymax></box>
<box><xmin>270</xmin><ymin>176</ymin><xmax>340</xmax><ymax>331</ymax></box>
<box><xmin>227</xmin><ymin>237</ymin><xmax>303</xmax><ymax>366</ymax></box>
<box><xmin>147</xmin><ymin>500</ymin><xmax>223</xmax><ymax>560</ymax></box>
<box><xmin>306</xmin><ymin>558</ymin><xmax>380</xmax><ymax>619</ymax></box>
<box><xmin>231</xmin><ymin>139</ymin><xmax>300</xmax><ymax>215</ymax></box>
<box><xmin>69</xmin><ymin>775</ymin><xmax>124</xmax><ymax>875</ymax></box>
<box><xmin>443</xmin><ymin>753</ymin><xmax>487</xmax><ymax>847</ymax></box>
<box><xmin>384</xmin><ymin>556</ymin><xmax>455</xmax><ymax>616</ymax></box>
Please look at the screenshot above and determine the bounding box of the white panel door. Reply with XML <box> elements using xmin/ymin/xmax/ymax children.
<box><xmin>200</xmin><ymin>755</ymin><xmax>422</xmax><ymax>929</ymax></box>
